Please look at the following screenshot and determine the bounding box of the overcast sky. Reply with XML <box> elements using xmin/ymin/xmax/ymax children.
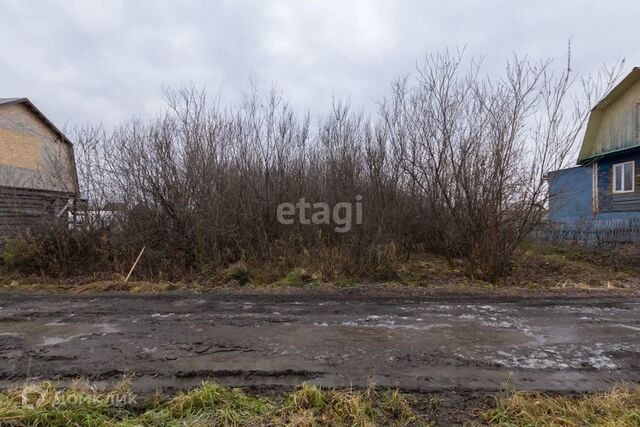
<box><xmin>1</xmin><ymin>1</ymin><xmax>638</xmax><ymax>129</ymax></box>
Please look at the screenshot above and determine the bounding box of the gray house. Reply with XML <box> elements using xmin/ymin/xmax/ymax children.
<box><xmin>0</xmin><ymin>98</ymin><xmax>80</xmax><ymax>241</ymax></box>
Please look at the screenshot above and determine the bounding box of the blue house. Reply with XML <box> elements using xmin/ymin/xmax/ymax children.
<box><xmin>548</xmin><ymin>68</ymin><xmax>640</xmax><ymax>226</ymax></box>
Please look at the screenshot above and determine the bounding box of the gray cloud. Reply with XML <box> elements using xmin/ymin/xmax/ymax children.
<box><xmin>0</xmin><ymin>0</ymin><xmax>638</xmax><ymax>129</ymax></box>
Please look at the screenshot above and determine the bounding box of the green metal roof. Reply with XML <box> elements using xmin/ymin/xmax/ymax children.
<box><xmin>577</xmin><ymin>67</ymin><xmax>640</xmax><ymax>164</ymax></box>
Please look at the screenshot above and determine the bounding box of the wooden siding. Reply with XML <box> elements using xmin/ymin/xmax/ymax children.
<box><xmin>547</xmin><ymin>166</ymin><xmax>594</xmax><ymax>221</ymax></box>
<box><xmin>597</xmin><ymin>150</ymin><xmax>640</xmax><ymax>212</ymax></box>
<box><xmin>578</xmin><ymin>69</ymin><xmax>640</xmax><ymax>162</ymax></box>
<box><xmin>592</xmin><ymin>80</ymin><xmax>640</xmax><ymax>156</ymax></box>
<box><xmin>0</xmin><ymin>186</ymin><xmax>73</xmax><ymax>241</ymax></box>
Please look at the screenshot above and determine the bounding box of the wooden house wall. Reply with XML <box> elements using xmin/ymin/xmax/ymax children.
<box><xmin>547</xmin><ymin>166</ymin><xmax>593</xmax><ymax>222</ymax></box>
<box><xmin>0</xmin><ymin>186</ymin><xmax>72</xmax><ymax>241</ymax></box>
<box><xmin>593</xmin><ymin>79</ymin><xmax>640</xmax><ymax>156</ymax></box>
<box><xmin>597</xmin><ymin>150</ymin><xmax>640</xmax><ymax>213</ymax></box>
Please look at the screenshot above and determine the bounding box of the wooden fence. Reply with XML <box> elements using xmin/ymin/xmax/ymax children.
<box><xmin>532</xmin><ymin>218</ymin><xmax>640</xmax><ymax>247</ymax></box>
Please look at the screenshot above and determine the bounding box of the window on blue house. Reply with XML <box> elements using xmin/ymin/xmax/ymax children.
<box><xmin>613</xmin><ymin>161</ymin><xmax>635</xmax><ymax>193</ymax></box>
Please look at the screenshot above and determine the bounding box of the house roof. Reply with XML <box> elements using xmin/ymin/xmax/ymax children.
<box><xmin>577</xmin><ymin>68</ymin><xmax>640</xmax><ymax>164</ymax></box>
<box><xmin>0</xmin><ymin>98</ymin><xmax>73</xmax><ymax>147</ymax></box>
<box><xmin>589</xmin><ymin>68</ymin><xmax>640</xmax><ymax>112</ymax></box>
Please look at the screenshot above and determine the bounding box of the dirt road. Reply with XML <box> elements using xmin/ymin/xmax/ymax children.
<box><xmin>0</xmin><ymin>290</ymin><xmax>639</xmax><ymax>393</ymax></box>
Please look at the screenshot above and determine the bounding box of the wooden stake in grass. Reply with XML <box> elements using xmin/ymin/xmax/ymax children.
<box><xmin>124</xmin><ymin>246</ymin><xmax>146</xmax><ymax>284</ymax></box>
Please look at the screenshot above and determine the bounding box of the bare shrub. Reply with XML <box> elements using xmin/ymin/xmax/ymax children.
<box><xmin>4</xmin><ymin>49</ymin><xmax>622</xmax><ymax>282</ymax></box>
<box><xmin>381</xmin><ymin>49</ymin><xmax>621</xmax><ymax>280</ymax></box>
<box><xmin>57</xmin><ymin>86</ymin><xmax>409</xmax><ymax>281</ymax></box>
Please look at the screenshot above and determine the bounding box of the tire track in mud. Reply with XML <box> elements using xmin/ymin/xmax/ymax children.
<box><xmin>0</xmin><ymin>291</ymin><xmax>639</xmax><ymax>393</ymax></box>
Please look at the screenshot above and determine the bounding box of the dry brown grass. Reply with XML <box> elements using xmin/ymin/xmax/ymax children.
<box><xmin>483</xmin><ymin>385</ymin><xmax>640</xmax><ymax>426</ymax></box>
<box><xmin>0</xmin><ymin>381</ymin><xmax>429</xmax><ymax>426</ymax></box>
<box><xmin>1</xmin><ymin>243</ymin><xmax>638</xmax><ymax>295</ymax></box>
<box><xmin>509</xmin><ymin>242</ymin><xmax>640</xmax><ymax>291</ymax></box>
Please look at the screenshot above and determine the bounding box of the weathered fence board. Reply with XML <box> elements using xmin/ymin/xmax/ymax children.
<box><xmin>533</xmin><ymin>218</ymin><xmax>640</xmax><ymax>247</ymax></box>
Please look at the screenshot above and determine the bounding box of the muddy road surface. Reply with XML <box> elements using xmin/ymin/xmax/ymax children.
<box><xmin>0</xmin><ymin>291</ymin><xmax>639</xmax><ymax>393</ymax></box>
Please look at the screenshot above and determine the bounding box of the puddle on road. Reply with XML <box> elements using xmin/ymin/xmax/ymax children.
<box><xmin>300</xmin><ymin>303</ymin><xmax>640</xmax><ymax>371</ymax></box>
<box><xmin>0</xmin><ymin>321</ymin><xmax>119</xmax><ymax>346</ymax></box>
<box><xmin>1</xmin><ymin>300</ymin><xmax>637</xmax><ymax>375</ymax></box>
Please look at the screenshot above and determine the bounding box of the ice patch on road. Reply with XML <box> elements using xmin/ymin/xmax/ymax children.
<box><xmin>43</xmin><ymin>336</ymin><xmax>81</xmax><ymax>346</ymax></box>
<box><xmin>616</xmin><ymin>324</ymin><xmax>640</xmax><ymax>331</ymax></box>
<box><xmin>322</xmin><ymin>315</ymin><xmax>454</xmax><ymax>332</ymax></box>
<box><xmin>0</xmin><ymin>332</ymin><xmax>21</xmax><ymax>338</ymax></box>
<box><xmin>457</xmin><ymin>312</ymin><xmax>534</xmax><ymax>337</ymax></box>
<box><xmin>587</xmin><ymin>355</ymin><xmax>617</xmax><ymax>369</ymax></box>
<box><xmin>487</xmin><ymin>350</ymin><xmax>570</xmax><ymax>370</ymax></box>
<box><xmin>471</xmin><ymin>344</ymin><xmax>621</xmax><ymax>370</ymax></box>
<box><xmin>379</xmin><ymin>323</ymin><xmax>451</xmax><ymax>331</ymax></box>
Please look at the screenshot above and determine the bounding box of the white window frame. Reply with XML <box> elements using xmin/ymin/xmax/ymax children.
<box><xmin>612</xmin><ymin>161</ymin><xmax>635</xmax><ymax>194</ymax></box>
